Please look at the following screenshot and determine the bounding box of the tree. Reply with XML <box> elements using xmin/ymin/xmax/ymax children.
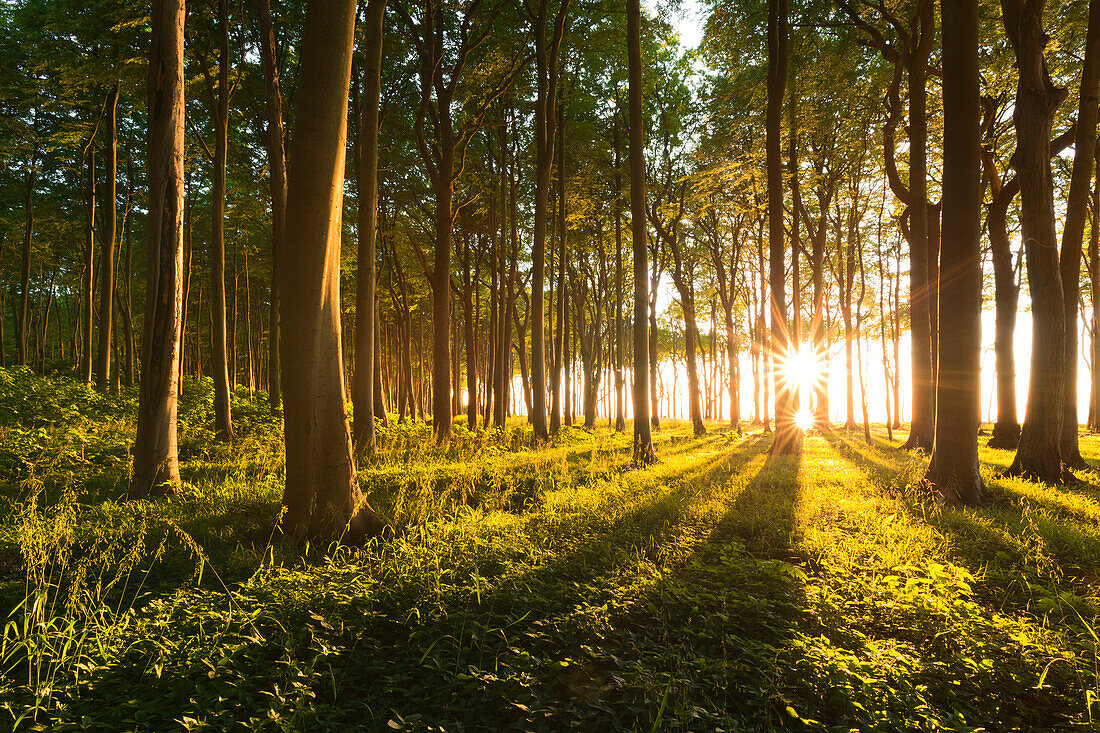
<box><xmin>353</xmin><ymin>0</ymin><xmax>386</xmax><ymax>454</ymax></box>
<box><xmin>130</xmin><ymin>0</ymin><xmax>185</xmax><ymax>499</ymax></box>
<box><xmin>924</xmin><ymin>0</ymin><xmax>984</xmax><ymax>505</ymax></box>
<box><xmin>278</xmin><ymin>0</ymin><xmax>383</xmax><ymax>543</ymax></box>
<box><xmin>627</xmin><ymin>0</ymin><xmax>654</xmax><ymax>464</ymax></box>
<box><xmin>252</xmin><ymin>0</ymin><xmax>286</xmax><ymax>412</ymax></box>
<box><xmin>194</xmin><ymin>0</ymin><xmax>236</xmax><ymax>440</ymax></box>
<box><xmin>95</xmin><ymin>79</ymin><xmax>118</xmax><ymax>390</ymax></box>
<box><xmin>1005</xmin><ymin>0</ymin><xmax>1070</xmax><ymax>484</ymax></box>
<box><xmin>1058</xmin><ymin>0</ymin><xmax>1100</xmax><ymax>470</ymax></box>
<box><xmin>767</xmin><ymin>0</ymin><xmax>800</xmax><ymax>455</ymax></box>
<box><xmin>531</xmin><ymin>0</ymin><xmax>569</xmax><ymax>441</ymax></box>
<box><xmin>839</xmin><ymin>0</ymin><xmax>937</xmax><ymax>451</ymax></box>
<box><xmin>391</xmin><ymin>0</ymin><xmax>526</xmax><ymax>442</ymax></box>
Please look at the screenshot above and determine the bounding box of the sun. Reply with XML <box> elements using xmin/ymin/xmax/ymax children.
<box><xmin>778</xmin><ymin>342</ymin><xmax>823</xmax><ymax>394</ymax></box>
<box><xmin>794</xmin><ymin>409</ymin><xmax>815</xmax><ymax>431</ymax></box>
<box><xmin>777</xmin><ymin>342</ymin><xmax>826</xmax><ymax>431</ymax></box>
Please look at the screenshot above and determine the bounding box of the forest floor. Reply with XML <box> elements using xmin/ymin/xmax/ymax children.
<box><xmin>1</xmin><ymin>367</ymin><xmax>1100</xmax><ymax>730</ymax></box>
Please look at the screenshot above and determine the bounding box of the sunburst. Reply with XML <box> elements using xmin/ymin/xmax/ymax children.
<box><xmin>776</xmin><ymin>342</ymin><xmax>828</xmax><ymax>430</ymax></box>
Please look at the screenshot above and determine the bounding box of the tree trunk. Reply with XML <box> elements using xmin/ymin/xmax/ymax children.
<box><xmin>987</xmin><ymin>189</ymin><xmax>1022</xmax><ymax>448</ymax></box>
<box><xmin>17</xmin><ymin>159</ymin><xmax>35</xmax><ymax>367</ymax></box>
<box><xmin>210</xmin><ymin>0</ymin><xmax>234</xmax><ymax>439</ymax></box>
<box><xmin>903</xmin><ymin>0</ymin><xmax>935</xmax><ymax>452</ymax></box>
<box><xmin>613</xmin><ymin>115</ymin><xmax>626</xmax><ymax>432</ymax></box>
<box><xmin>352</xmin><ymin>0</ymin><xmax>385</xmax><ymax>452</ymax></box>
<box><xmin>120</xmin><ymin>183</ymin><xmax>136</xmax><ymax>387</ymax></box>
<box><xmin>96</xmin><ymin>83</ymin><xmax>119</xmax><ymax>390</ymax></box>
<box><xmin>925</xmin><ymin>0</ymin><xmax>985</xmax><ymax>504</ymax></box>
<box><xmin>627</xmin><ymin>0</ymin><xmax>654</xmax><ymax>463</ymax></box>
<box><xmin>1006</xmin><ymin>0</ymin><xmax>1070</xmax><ymax>484</ymax></box>
<box><xmin>279</xmin><ymin>0</ymin><xmax>382</xmax><ymax>544</ymax></box>
<box><xmin>130</xmin><ymin>0</ymin><xmax>185</xmax><ymax>499</ymax></box>
<box><xmin>81</xmin><ymin>149</ymin><xmax>94</xmax><ymax>382</ymax></box>
<box><xmin>1058</xmin><ymin>0</ymin><xmax>1100</xmax><ymax>469</ymax></box>
<box><xmin>530</xmin><ymin>0</ymin><xmax>568</xmax><ymax>441</ymax></box>
<box><xmin>1091</xmin><ymin>176</ymin><xmax>1100</xmax><ymax>432</ymax></box>
<box><xmin>767</xmin><ymin>0</ymin><xmax>800</xmax><ymax>454</ymax></box>
<box><xmin>253</xmin><ymin>0</ymin><xmax>286</xmax><ymax>412</ymax></box>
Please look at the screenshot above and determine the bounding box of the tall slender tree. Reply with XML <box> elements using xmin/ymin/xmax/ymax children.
<box><xmin>925</xmin><ymin>0</ymin><xmax>984</xmax><ymax>505</ymax></box>
<box><xmin>96</xmin><ymin>81</ymin><xmax>119</xmax><ymax>390</ymax></box>
<box><xmin>1058</xmin><ymin>0</ymin><xmax>1100</xmax><ymax>469</ymax></box>
<box><xmin>253</xmin><ymin>0</ymin><xmax>286</xmax><ymax>412</ymax></box>
<box><xmin>628</xmin><ymin>0</ymin><xmax>654</xmax><ymax>464</ymax></box>
<box><xmin>279</xmin><ymin>0</ymin><xmax>383</xmax><ymax>543</ymax></box>
<box><xmin>530</xmin><ymin>0</ymin><xmax>569</xmax><ymax>441</ymax></box>
<box><xmin>767</xmin><ymin>0</ymin><xmax>800</xmax><ymax>455</ymax></box>
<box><xmin>1005</xmin><ymin>0</ymin><xmax>1069</xmax><ymax>484</ymax></box>
<box><xmin>196</xmin><ymin>0</ymin><xmax>235</xmax><ymax>439</ymax></box>
<box><xmin>130</xmin><ymin>0</ymin><xmax>185</xmax><ymax>499</ymax></box>
<box><xmin>353</xmin><ymin>0</ymin><xmax>386</xmax><ymax>454</ymax></box>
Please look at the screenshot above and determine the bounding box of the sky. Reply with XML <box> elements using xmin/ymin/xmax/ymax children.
<box><xmin>668</xmin><ymin>0</ymin><xmax>706</xmax><ymax>49</ymax></box>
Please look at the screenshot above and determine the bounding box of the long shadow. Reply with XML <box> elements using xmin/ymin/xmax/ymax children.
<box><xmin>826</xmin><ymin>437</ymin><xmax>1096</xmax><ymax>729</ymax></box>
<box><xmin>47</xmin><ymin>432</ymin><xmax>781</xmax><ymax>730</ymax></box>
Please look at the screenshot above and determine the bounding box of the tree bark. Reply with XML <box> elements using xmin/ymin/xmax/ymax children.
<box><xmin>130</xmin><ymin>0</ymin><xmax>185</xmax><ymax>499</ymax></box>
<box><xmin>1058</xmin><ymin>0</ymin><xmax>1100</xmax><ymax>469</ymax></box>
<box><xmin>767</xmin><ymin>0</ymin><xmax>800</xmax><ymax>454</ymax></box>
<box><xmin>253</xmin><ymin>0</ymin><xmax>286</xmax><ymax>412</ymax></box>
<box><xmin>925</xmin><ymin>0</ymin><xmax>985</xmax><ymax>504</ymax></box>
<box><xmin>279</xmin><ymin>0</ymin><xmax>382</xmax><ymax>544</ymax></box>
<box><xmin>530</xmin><ymin>0</ymin><xmax>569</xmax><ymax>441</ymax></box>
<box><xmin>17</xmin><ymin>158</ymin><xmax>35</xmax><ymax>367</ymax></box>
<box><xmin>96</xmin><ymin>83</ymin><xmax>119</xmax><ymax>390</ymax></box>
<box><xmin>613</xmin><ymin>113</ymin><xmax>626</xmax><ymax>432</ymax></box>
<box><xmin>902</xmin><ymin>0</ymin><xmax>935</xmax><ymax>452</ymax></box>
<box><xmin>1005</xmin><ymin>0</ymin><xmax>1070</xmax><ymax>484</ymax></box>
<box><xmin>627</xmin><ymin>0</ymin><xmax>654</xmax><ymax>463</ymax></box>
<box><xmin>352</xmin><ymin>0</ymin><xmax>385</xmax><ymax>453</ymax></box>
<box><xmin>207</xmin><ymin>0</ymin><xmax>234</xmax><ymax>439</ymax></box>
<box><xmin>78</xmin><ymin>147</ymin><xmax>95</xmax><ymax>382</ymax></box>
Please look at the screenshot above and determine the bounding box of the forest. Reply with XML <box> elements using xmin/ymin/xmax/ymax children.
<box><xmin>2</xmin><ymin>0</ymin><xmax>1100</xmax><ymax>728</ymax></box>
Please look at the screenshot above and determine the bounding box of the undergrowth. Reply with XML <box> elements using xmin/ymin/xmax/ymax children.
<box><xmin>0</xmin><ymin>365</ymin><xmax>1099</xmax><ymax>730</ymax></box>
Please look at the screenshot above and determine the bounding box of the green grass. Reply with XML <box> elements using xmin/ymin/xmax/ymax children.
<box><xmin>1</xmin><ymin>365</ymin><xmax>1099</xmax><ymax>730</ymax></box>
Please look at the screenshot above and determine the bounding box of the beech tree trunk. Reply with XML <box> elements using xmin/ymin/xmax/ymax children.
<box><xmin>903</xmin><ymin>0</ymin><xmax>935</xmax><ymax>452</ymax></box>
<box><xmin>530</xmin><ymin>0</ymin><xmax>568</xmax><ymax>441</ymax></box>
<box><xmin>925</xmin><ymin>0</ymin><xmax>985</xmax><ymax>505</ymax></box>
<box><xmin>613</xmin><ymin>114</ymin><xmax>626</xmax><ymax>432</ymax></box>
<box><xmin>17</xmin><ymin>159</ymin><xmax>35</xmax><ymax>367</ymax></box>
<box><xmin>253</xmin><ymin>0</ymin><xmax>286</xmax><ymax>412</ymax></box>
<box><xmin>81</xmin><ymin>149</ymin><xmax>94</xmax><ymax>383</ymax></box>
<box><xmin>987</xmin><ymin>186</ymin><xmax>1022</xmax><ymax>448</ymax></box>
<box><xmin>1091</xmin><ymin>176</ymin><xmax>1100</xmax><ymax>432</ymax></box>
<box><xmin>1005</xmin><ymin>0</ymin><xmax>1070</xmax><ymax>484</ymax></box>
<box><xmin>208</xmin><ymin>0</ymin><xmax>234</xmax><ymax>439</ymax></box>
<box><xmin>627</xmin><ymin>0</ymin><xmax>654</xmax><ymax>463</ymax></box>
<box><xmin>131</xmin><ymin>0</ymin><xmax>185</xmax><ymax>499</ymax></box>
<box><xmin>96</xmin><ymin>83</ymin><xmax>119</xmax><ymax>391</ymax></box>
<box><xmin>352</xmin><ymin>0</ymin><xmax>385</xmax><ymax>453</ymax></box>
<box><xmin>279</xmin><ymin>0</ymin><xmax>382</xmax><ymax>544</ymax></box>
<box><xmin>1058</xmin><ymin>0</ymin><xmax>1100</xmax><ymax>469</ymax></box>
<box><xmin>767</xmin><ymin>0</ymin><xmax>800</xmax><ymax>454</ymax></box>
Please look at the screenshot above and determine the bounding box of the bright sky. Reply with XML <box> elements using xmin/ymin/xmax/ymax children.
<box><xmin>668</xmin><ymin>0</ymin><xmax>706</xmax><ymax>49</ymax></box>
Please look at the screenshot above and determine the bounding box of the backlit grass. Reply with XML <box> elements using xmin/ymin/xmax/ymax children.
<box><xmin>1</xmin><ymin>365</ymin><xmax>1099</xmax><ymax>730</ymax></box>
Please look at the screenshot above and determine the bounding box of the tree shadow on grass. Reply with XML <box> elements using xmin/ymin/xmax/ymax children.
<box><xmin>826</xmin><ymin>436</ymin><xmax>1096</xmax><ymax>729</ymax></box>
<box><xmin>44</xmin><ymin>432</ymin><xmax>786</xmax><ymax>731</ymax></box>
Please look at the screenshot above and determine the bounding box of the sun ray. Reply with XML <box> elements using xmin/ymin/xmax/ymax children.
<box><xmin>777</xmin><ymin>342</ymin><xmax>827</xmax><ymax>430</ymax></box>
